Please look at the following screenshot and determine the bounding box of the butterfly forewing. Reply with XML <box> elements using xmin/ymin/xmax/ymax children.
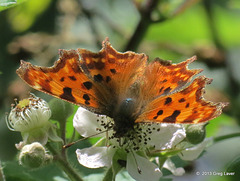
<box><xmin>17</xmin><ymin>49</ymin><xmax>106</xmax><ymax>114</ymax></box>
<box><xmin>78</xmin><ymin>39</ymin><xmax>147</xmax><ymax>104</ymax></box>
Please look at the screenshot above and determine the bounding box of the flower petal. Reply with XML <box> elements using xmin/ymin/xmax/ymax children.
<box><xmin>127</xmin><ymin>153</ymin><xmax>162</xmax><ymax>181</ymax></box>
<box><xmin>76</xmin><ymin>146</ymin><xmax>115</xmax><ymax>168</ymax></box>
<box><xmin>146</xmin><ymin>123</ymin><xmax>186</xmax><ymax>150</ymax></box>
<box><xmin>179</xmin><ymin>138</ymin><xmax>213</xmax><ymax>161</ymax></box>
<box><xmin>163</xmin><ymin>158</ymin><xmax>185</xmax><ymax>176</ymax></box>
<box><xmin>73</xmin><ymin>107</ymin><xmax>108</xmax><ymax>137</ymax></box>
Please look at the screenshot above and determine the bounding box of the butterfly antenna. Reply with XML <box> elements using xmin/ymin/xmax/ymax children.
<box><xmin>63</xmin><ymin>129</ymin><xmax>109</xmax><ymax>149</ymax></box>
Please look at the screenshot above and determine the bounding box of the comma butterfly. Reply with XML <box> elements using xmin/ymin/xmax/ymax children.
<box><xmin>16</xmin><ymin>38</ymin><xmax>227</xmax><ymax>137</ymax></box>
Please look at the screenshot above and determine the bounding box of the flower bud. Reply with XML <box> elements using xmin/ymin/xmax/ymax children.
<box><xmin>19</xmin><ymin>142</ymin><xmax>52</xmax><ymax>169</ymax></box>
<box><xmin>185</xmin><ymin>124</ymin><xmax>206</xmax><ymax>144</ymax></box>
<box><xmin>48</xmin><ymin>98</ymin><xmax>74</xmax><ymax>122</ymax></box>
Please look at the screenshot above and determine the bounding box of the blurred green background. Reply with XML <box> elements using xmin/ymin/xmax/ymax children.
<box><xmin>0</xmin><ymin>0</ymin><xmax>240</xmax><ymax>180</ymax></box>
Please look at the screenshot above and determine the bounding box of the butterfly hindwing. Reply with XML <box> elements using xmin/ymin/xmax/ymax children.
<box><xmin>136</xmin><ymin>76</ymin><xmax>226</xmax><ymax>124</ymax></box>
<box><xmin>141</xmin><ymin>56</ymin><xmax>202</xmax><ymax>101</ymax></box>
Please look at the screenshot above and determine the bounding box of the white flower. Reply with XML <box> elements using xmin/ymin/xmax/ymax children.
<box><xmin>178</xmin><ymin>138</ymin><xmax>213</xmax><ymax>161</ymax></box>
<box><xmin>6</xmin><ymin>94</ymin><xmax>62</xmax><ymax>147</ymax></box>
<box><xmin>163</xmin><ymin>158</ymin><xmax>185</xmax><ymax>176</ymax></box>
<box><xmin>74</xmin><ymin>107</ymin><xmax>191</xmax><ymax>180</ymax></box>
<box><xmin>7</xmin><ymin>94</ymin><xmax>51</xmax><ymax>132</ymax></box>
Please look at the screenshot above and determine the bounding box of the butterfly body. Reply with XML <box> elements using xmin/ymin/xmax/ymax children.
<box><xmin>17</xmin><ymin>38</ymin><xmax>226</xmax><ymax>139</ymax></box>
<box><xmin>112</xmin><ymin>98</ymin><xmax>139</xmax><ymax>137</ymax></box>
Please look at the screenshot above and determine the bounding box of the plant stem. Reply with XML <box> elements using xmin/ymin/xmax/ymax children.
<box><xmin>214</xmin><ymin>133</ymin><xmax>240</xmax><ymax>143</ymax></box>
<box><xmin>103</xmin><ymin>167</ymin><xmax>113</xmax><ymax>181</ymax></box>
<box><xmin>124</xmin><ymin>0</ymin><xmax>160</xmax><ymax>51</ymax></box>
<box><xmin>59</xmin><ymin>118</ymin><xmax>68</xmax><ymax>160</ymax></box>
<box><xmin>0</xmin><ymin>161</ymin><xmax>6</xmax><ymax>181</ymax></box>
<box><xmin>47</xmin><ymin>143</ymin><xmax>84</xmax><ymax>181</ymax></box>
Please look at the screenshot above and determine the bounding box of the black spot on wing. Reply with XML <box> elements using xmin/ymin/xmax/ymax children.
<box><xmin>164</xmin><ymin>97</ymin><xmax>172</xmax><ymax>105</ymax></box>
<box><xmin>106</xmin><ymin>76</ymin><xmax>111</xmax><ymax>83</ymax></box>
<box><xmin>60</xmin><ymin>87</ymin><xmax>75</xmax><ymax>102</ymax></box>
<box><xmin>178</xmin><ymin>98</ymin><xmax>186</xmax><ymax>103</ymax></box>
<box><xmin>60</xmin><ymin>77</ymin><xmax>65</xmax><ymax>82</ymax></box>
<box><xmin>153</xmin><ymin>110</ymin><xmax>163</xmax><ymax>119</ymax></box>
<box><xmin>94</xmin><ymin>74</ymin><xmax>103</xmax><ymax>82</ymax></box>
<box><xmin>164</xmin><ymin>87</ymin><xmax>172</xmax><ymax>94</ymax></box>
<box><xmin>159</xmin><ymin>87</ymin><xmax>164</xmax><ymax>93</ymax></box>
<box><xmin>110</xmin><ymin>69</ymin><xmax>116</xmax><ymax>74</ymax></box>
<box><xmin>83</xmin><ymin>94</ymin><xmax>90</xmax><ymax>105</ymax></box>
<box><xmin>185</xmin><ymin>103</ymin><xmax>190</xmax><ymax>108</ymax></box>
<box><xmin>68</xmin><ymin>76</ymin><xmax>77</xmax><ymax>81</ymax></box>
<box><xmin>163</xmin><ymin>110</ymin><xmax>181</xmax><ymax>123</ymax></box>
<box><xmin>83</xmin><ymin>81</ymin><xmax>93</xmax><ymax>90</ymax></box>
<box><xmin>157</xmin><ymin>110</ymin><xmax>163</xmax><ymax>115</ymax></box>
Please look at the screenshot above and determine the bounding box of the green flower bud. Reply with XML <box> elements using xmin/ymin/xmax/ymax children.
<box><xmin>48</xmin><ymin>98</ymin><xmax>74</xmax><ymax>121</ymax></box>
<box><xmin>19</xmin><ymin>142</ymin><xmax>52</xmax><ymax>169</ymax></box>
<box><xmin>185</xmin><ymin>124</ymin><xmax>206</xmax><ymax>145</ymax></box>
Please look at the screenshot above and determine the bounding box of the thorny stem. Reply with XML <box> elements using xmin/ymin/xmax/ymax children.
<box><xmin>214</xmin><ymin>133</ymin><xmax>240</xmax><ymax>143</ymax></box>
<box><xmin>47</xmin><ymin>143</ymin><xmax>83</xmax><ymax>181</ymax></box>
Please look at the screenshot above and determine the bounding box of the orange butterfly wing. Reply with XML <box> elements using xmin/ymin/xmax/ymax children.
<box><xmin>141</xmin><ymin>56</ymin><xmax>202</xmax><ymax>101</ymax></box>
<box><xmin>137</xmin><ymin>75</ymin><xmax>227</xmax><ymax>124</ymax></box>
<box><xmin>17</xmin><ymin>49</ymin><xmax>106</xmax><ymax>114</ymax></box>
<box><xmin>17</xmin><ymin>38</ymin><xmax>226</xmax><ymax>125</ymax></box>
<box><xmin>16</xmin><ymin>38</ymin><xmax>148</xmax><ymax>116</ymax></box>
<box><xmin>78</xmin><ymin>39</ymin><xmax>147</xmax><ymax>103</ymax></box>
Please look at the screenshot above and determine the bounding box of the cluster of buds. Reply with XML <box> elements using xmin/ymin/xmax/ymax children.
<box><xmin>6</xmin><ymin>94</ymin><xmax>62</xmax><ymax>149</ymax></box>
<box><xmin>6</xmin><ymin>94</ymin><xmax>62</xmax><ymax>168</ymax></box>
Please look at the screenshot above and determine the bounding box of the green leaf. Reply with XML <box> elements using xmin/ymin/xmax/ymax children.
<box><xmin>206</xmin><ymin>113</ymin><xmax>234</xmax><ymax>137</ymax></box>
<box><xmin>0</xmin><ymin>0</ymin><xmax>27</xmax><ymax>12</ymax></box>
<box><xmin>2</xmin><ymin>161</ymin><xmax>68</xmax><ymax>181</ymax></box>
<box><xmin>2</xmin><ymin>161</ymin><xmax>36</xmax><ymax>181</ymax></box>
<box><xmin>111</xmin><ymin>149</ymin><xmax>127</xmax><ymax>180</ymax></box>
<box><xmin>83</xmin><ymin>173</ymin><xmax>104</xmax><ymax>181</ymax></box>
<box><xmin>0</xmin><ymin>0</ymin><xmax>16</xmax><ymax>7</ymax></box>
<box><xmin>226</xmin><ymin>156</ymin><xmax>240</xmax><ymax>180</ymax></box>
<box><xmin>65</xmin><ymin>105</ymin><xmax>78</xmax><ymax>139</ymax></box>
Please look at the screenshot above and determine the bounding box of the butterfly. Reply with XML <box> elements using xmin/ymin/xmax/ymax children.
<box><xmin>16</xmin><ymin>38</ymin><xmax>226</xmax><ymax>137</ymax></box>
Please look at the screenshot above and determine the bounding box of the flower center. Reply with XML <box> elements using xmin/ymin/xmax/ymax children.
<box><xmin>17</xmin><ymin>99</ymin><xmax>30</xmax><ymax>109</ymax></box>
<box><xmin>94</xmin><ymin>116</ymin><xmax>159</xmax><ymax>152</ymax></box>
